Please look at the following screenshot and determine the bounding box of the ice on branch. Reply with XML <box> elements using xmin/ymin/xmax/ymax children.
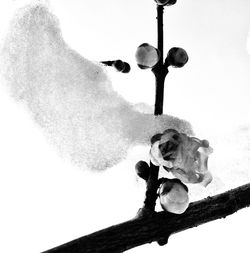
<box><xmin>150</xmin><ymin>129</ymin><xmax>213</xmax><ymax>186</ymax></box>
<box><xmin>0</xmin><ymin>4</ymin><xmax>193</xmax><ymax>170</ymax></box>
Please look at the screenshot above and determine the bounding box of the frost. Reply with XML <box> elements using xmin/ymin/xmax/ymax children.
<box><xmin>0</xmin><ymin>4</ymin><xmax>192</xmax><ymax>170</ymax></box>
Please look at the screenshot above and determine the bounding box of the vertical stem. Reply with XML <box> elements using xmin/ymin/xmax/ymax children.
<box><xmin>157</xmin><ymin>5</ymin><xmax>164</xmax><ymax>65</ymax></box>
<box><xmin>143</xmin><ymin>162</ymin><xmax>161</xmax><ymax>212</ymax></box>
<box><xmin>140</xmin><ymin>5</ymin><xmax>168</xmax><ymax>215</ymax></box>
<box><xmin>153</xmin><ymin>5</ymin><xmax>167</xmax><ymax>115</ymax></box>
<box><xmin>154</xmin><ymin>74</ymin><xmax>166</xmax><ymax>115</ymax></box>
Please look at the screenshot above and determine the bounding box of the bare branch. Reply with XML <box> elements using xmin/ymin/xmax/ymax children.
<box><xmin>42</xmin><ymin>183</ymin><xmax>250</xmax><ymax>253</ymax></box>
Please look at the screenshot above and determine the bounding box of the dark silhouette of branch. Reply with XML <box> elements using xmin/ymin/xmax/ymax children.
<box><xmin>137</xmin><ymin>5</ymin><xmax>168</xmax><ymax>219</ymax></box>
<box><xmin>152</xmin><ymin>5</ymin><xmax>168</xmax><ymax>116</ymax></box>
<box><xmin>42</xmin><ymin>183</ymin><xmax>250</xmax><ymax>253</ymax></box>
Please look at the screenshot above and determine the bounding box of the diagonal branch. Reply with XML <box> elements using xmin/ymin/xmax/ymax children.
<box><xmin>42</xmin><ymin>183</ymin><xmax>250</xmax><ymax>253</ymax></box>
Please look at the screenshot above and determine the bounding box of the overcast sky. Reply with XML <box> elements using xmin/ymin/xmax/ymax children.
<box><xmin>0</xmin><ymin>0</ymin><xmax>250</xmax><ymax>252</ymax></box>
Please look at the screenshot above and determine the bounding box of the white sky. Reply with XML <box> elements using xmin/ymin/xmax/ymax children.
<box><xmin>0</xmin><ymin>0</ymin><xmax>250</xmax><ymax>252</ymax></box>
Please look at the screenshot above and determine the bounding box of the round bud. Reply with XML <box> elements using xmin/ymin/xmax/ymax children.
<box><xmin>121</xmin><ymin>62</ymin><xmax>131</xmax><ymax>73</ymax></box>
<box><xmin>166</xmin><ymin>47</ymin><xmax>189</xmax><ymax>68</ymax></box>
<box><xmin>135</xmin><ymin>161</ymin><xmax>150</xmax><ymax>180</ymax></box>
<box><xmin>112</xmin><ymin>60</ymin><xmax>125</xmax><ymax>72</ymax></box>
<box><xmin>202</xmin><ymin>139</ymin><xmax>209</xmax><ymax>148</ymax></box>
<box><xmin>154</xmin><ymin>0</ymin><xmax>177</xmax><ymax>6</ymax></box>
<box><xmin>135</xmin><ymin>43</ymin><xmax>160</xmax><ymax>69</ymax></box>
<box><xmin>159</xmin><ymin>179</ymin><xmax>189</xmax><ymax>214</ymax></box>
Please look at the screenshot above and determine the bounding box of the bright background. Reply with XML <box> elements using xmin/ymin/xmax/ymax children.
<box><xmin>0</xmin><ymin>0</ymin><xmax>250</xmax><ymax>252</ymax></box>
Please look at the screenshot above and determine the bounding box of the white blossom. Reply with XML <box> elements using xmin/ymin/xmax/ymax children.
<box><xmin>150</xmin><ymin>129</ymin><xmax>213</xmax><ymax>186</ymax></box>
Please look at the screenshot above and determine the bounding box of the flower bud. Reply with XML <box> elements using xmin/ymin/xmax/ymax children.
<box><xmin>154</xmin><ymin>0</ymin><xmax>177</xmax><ymax>6</ymax></box>
<box><xmin>135</xmin><ymin>161</ymin><xmax>150</xmax><ymax>180</ymax></box>
<box><xmin>150</xmin><ymin>129</ymin><xmax>213</xmax><ymax>186</ymax></box>
<box><xmin>112</xmin><ymin>60</ymin><xmax>125</xmax><ymax>72</ymax></box>
<box><xmin>166</xmin><ymin>47</ymin><xmax>188</xmax><ymax>68</ymax></box>
<box><xmin>121</xmin><ymin>62</ymin><xmax>131</xmax><ymax>73</ymax></box>
<box><xmin>159</xmin><ymin>179</ymin><xmax>189</xmax><ymax>214</ymax></box>
<box><xmin>150</xmin><ymin>129</ymin><xmax>180</xmax><ymax>168</ymax></box>
<box><xmin>135</xmin><ymin>43</ymin><xmax>160</xmax><ymax>69</ymax></box>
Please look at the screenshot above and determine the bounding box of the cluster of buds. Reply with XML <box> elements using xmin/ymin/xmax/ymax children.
<box><xmin>136</xmin><ymin>129</ymin><xmax>213</xmax><ymax>214</ymax></box>
<box><xmin>135</xmin><ymin>44</ymin><xmax>188</xmax><ymax>70</ymax></box>
<box><xmin>134</xmin><ymin>1</ymin><xmax>187</xmax><ymax>71</ymax></box>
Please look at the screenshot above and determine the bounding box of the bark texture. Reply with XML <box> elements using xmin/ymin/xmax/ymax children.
<box><xmin>42</xmin><ymin>183</ymin><xmax>250</xmax><ymax>253</ymax></box>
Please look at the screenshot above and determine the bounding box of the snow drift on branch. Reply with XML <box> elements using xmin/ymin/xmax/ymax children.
<box><xmin>0</xmin><ymin>4</ymin><xmax>192</xmax><ymax>170</ymax></box>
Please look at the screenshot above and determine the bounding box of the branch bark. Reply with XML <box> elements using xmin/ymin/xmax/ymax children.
<box><xmin>42</xmin><ymin>183</ymin><xmax>250</xmax><ymax>253</ymax></box>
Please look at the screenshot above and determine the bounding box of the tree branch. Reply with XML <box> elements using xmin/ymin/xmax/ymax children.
<box><xmin>152</xmin><ymin>5</ymin><xmax>168</xmax><ymax>116</ymax></box>
<box><xmin>42</xmin><ymin>183</ymin><xmax>250</xmax><ymax>253</ymax></box>
<box><xmin>137</xmin><ymin>4</ymin><xmax>169</xmax><ymax>219</ymax></box>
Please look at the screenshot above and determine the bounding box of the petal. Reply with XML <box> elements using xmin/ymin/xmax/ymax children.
<box><xmin>199</xmin><ymin>171</ymin><xmax>213</xmax><ymax>187</ymax></box>
<box><xmin>150</xmin><ymin>140</ymin><xmax>175</xmax><ymax>167</ymax></box>
<box><xmin>150</xmin><ymin>141</ymin><xmax>163</xmax><ymax>166</ymax></box>
<box><xmin>150</xmin><ymin>133</ymin><xmax>163</xmax><ymax>145</ymax></box>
